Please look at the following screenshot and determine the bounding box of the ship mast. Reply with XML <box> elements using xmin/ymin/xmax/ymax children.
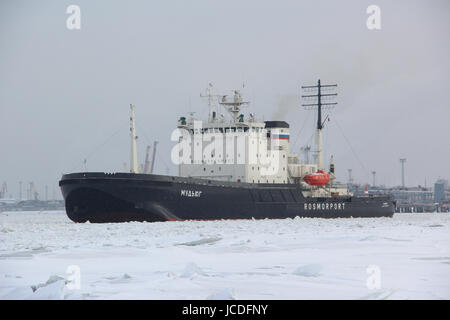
<box><xmin>130</xmin><ymin>104</ymin><xmax>139</xmax><ymax>173</ymax></box>
<box><xmin>219</xmin><ymin>90</ymin><xmax>249</xmax><ymax>123</ymax></box>
<box><xmin>200</xmin><ymin>83</ymin><xmax>216</xmax><ymax>122</ymax></box>
<box><xmin>301</xmin><ymin>79</ymin><xmax>337</xmax><ymax>170</ymax></box>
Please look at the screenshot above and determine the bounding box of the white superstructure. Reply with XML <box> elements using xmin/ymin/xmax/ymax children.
<box><xmin>175</xmin><ymin>87</ymin><xmax>320</xmax><ymax>185</ymax></box>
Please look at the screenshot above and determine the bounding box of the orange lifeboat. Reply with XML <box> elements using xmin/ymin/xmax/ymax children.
<box><xmin>304</xmin><ymin>170</ymin><xmax>330</xmax><ymax>186</ymax></box>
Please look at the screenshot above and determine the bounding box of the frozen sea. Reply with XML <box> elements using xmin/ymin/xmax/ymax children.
<box><xmin>0</xmin><ymin>210</ymin><xmax>449</xmax><ymax>300</ymax></box>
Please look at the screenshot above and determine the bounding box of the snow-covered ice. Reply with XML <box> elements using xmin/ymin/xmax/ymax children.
<box><xmin>0</xmin><ymin>210</ymin><xmax>449</xmax><ymax>299</ymax></box>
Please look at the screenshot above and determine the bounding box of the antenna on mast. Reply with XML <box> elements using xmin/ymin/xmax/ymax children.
<box><xmin>219</xmin><ymin>90</ymin><xmax>249</xmax><ymax>123</ymax></box>
<box><xmin>200</xmin><ymin>83</ymin><xmax>217</xmax><ymax>122</ymax></box>
<box><xmin>301</xmin><ymin>79</ymin><xmax>337</xmax><ymax>170</ymax></box>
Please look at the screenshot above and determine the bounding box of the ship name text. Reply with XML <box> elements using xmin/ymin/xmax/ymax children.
<box><xmin>304</xmin><ymin>202</ymin><xmax>345</xmax><ymax>210</ymax></box>
<box><xmin>181</xmin><ymin>190</ymin><xmax>202</xmax><ymax>197</ymax></box>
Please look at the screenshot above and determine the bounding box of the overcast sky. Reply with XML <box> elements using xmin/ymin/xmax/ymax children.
<box><xmin>1</xmin><ymin>0</ymin><xmax>449</xmax><ymax>199</ymax></box>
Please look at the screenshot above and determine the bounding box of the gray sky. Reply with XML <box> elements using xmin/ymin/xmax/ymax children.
<box><xmin>1</xmin><ymin>0</ymin><xmax>449</xmax><ymax>199</ymax></box>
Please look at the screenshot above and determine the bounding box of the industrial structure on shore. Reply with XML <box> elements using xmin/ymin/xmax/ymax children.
<box><xmin>0</xmin><ymin>181</ymin><xmax>64</xmax><ymax>212</ymax></box>
<box><xmin>349</xmin><ymin>181</ymin><xmax>449</xmax><ymax>213</ymax></box>
<box><xmin>0</xmin><ymin>199</ymin><xmax>65</xmax><ymax>212</ymax></box>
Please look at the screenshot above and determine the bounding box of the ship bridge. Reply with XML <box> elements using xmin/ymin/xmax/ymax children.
<box><xmin>175</xmin><ymin>89</ymin><xmax>291</xmax><ymax>184</ymax></box>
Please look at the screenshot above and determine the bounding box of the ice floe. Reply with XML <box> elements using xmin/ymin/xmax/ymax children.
<box><xmin>0</xmin><ymin>211</ymin><xmax>449</xmax><ymax>299</ymax></box>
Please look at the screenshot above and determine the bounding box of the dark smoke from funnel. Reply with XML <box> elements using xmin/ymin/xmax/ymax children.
<box><xmin>271</xmin><ymin>94</ymin><xmax>298</xmax><ymax>120</ymax></box>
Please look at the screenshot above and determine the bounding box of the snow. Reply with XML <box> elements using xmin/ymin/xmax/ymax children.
<box><xmin>180</xmin><ymin>263</ymin><xmax>207</xmax><ymax>278</ymax></box>
<box><xmin>207</xmin><ymin>288</ymin><xmax>236</xmax><ymax>300</ymax></box>
<box><xmin>29</xmin><ymin>275</ymin><xmax>66</xmax><ymax>300</ymax></box>
<box><xmin>0</xmin><ymin>210</ymin><xmax>449</xmax><ymax>300</ymax></box>
<box><xmin>293</xmin><ymin>264</ymin><xmax>323</xmax><ymax>277</ymax></box>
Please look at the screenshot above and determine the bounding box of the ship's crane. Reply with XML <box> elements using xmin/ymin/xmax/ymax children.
<box><xmin>29</xmin><ymin>182</ymin><xmax>38</xmax><ymax>200</ymax></box>
<box><xmin>0</xmin><ymin>182</ymin><xmax>7</xmax><ymax>199</ymax></box>
<box><xmin>143</xmin><ymin>145</ymin><xmax>151</xmax><ymax>174</ymax></box>
<box><xmin>129</xmin><ymin>104</ymin><xmax>138</xmax><ymax>173</ymax></box>
<box><xmin>150</xmin><ymin>141</ymin><xmax>158</xmax><ymax>174</ymax></box>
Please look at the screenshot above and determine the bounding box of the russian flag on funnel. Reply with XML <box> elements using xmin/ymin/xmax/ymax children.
<box><xmin>272</xmin><ymin>134</ymin><xmax>289</xmax><ymax>140</ymax></box>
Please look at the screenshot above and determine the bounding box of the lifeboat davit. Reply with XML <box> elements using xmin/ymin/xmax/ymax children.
<box><xmin>304</xmin><ymin>170</ymin><xmax>330</xmax><ymax>186</ymax></box>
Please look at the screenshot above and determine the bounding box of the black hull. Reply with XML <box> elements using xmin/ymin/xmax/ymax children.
<box><xmin>59</xmin><ymin>173</ymin><xmax>395</xmax><ymax>223</ymax></box>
